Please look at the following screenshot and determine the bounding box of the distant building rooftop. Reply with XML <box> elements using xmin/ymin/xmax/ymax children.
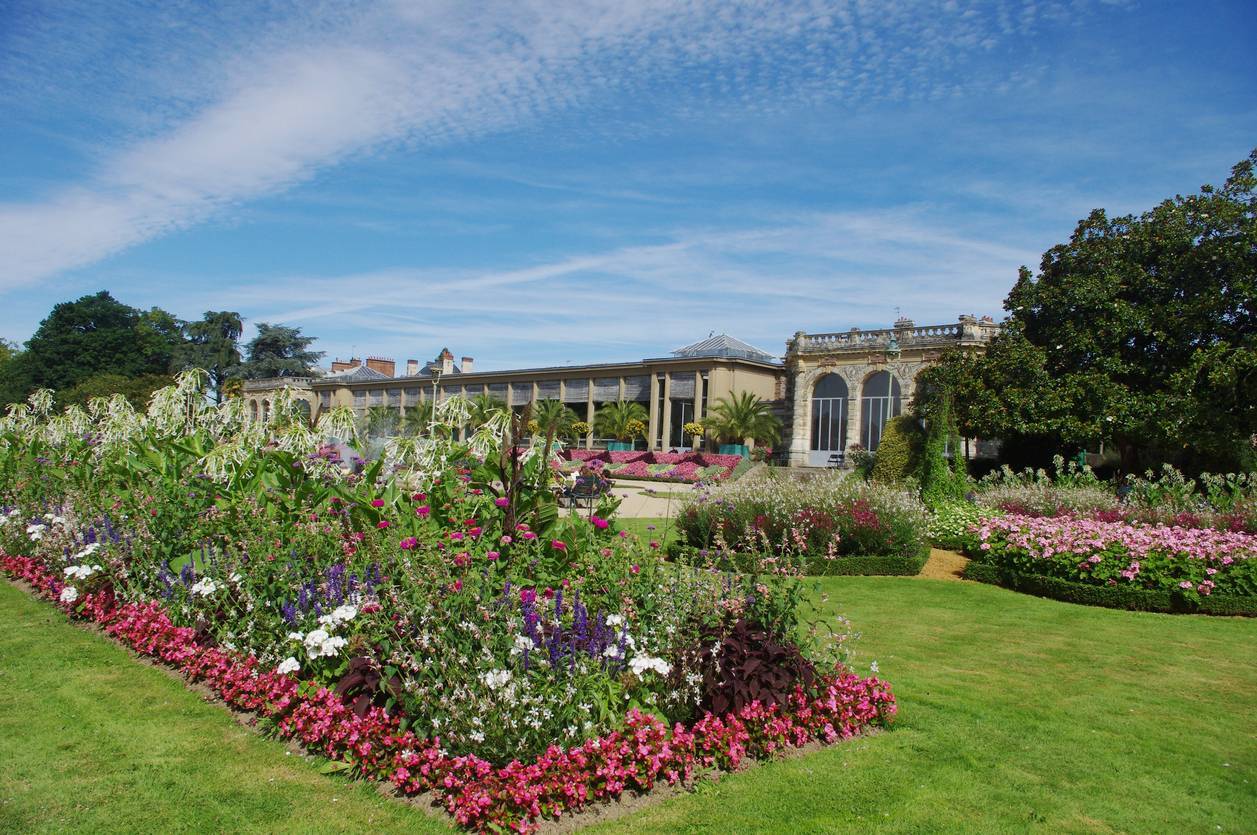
<box><xmin>323</xmin><ymin>364</ymin><xmax>392</xmax><ymax>382</ymax></box>
<box><xmin>670</xmin><ymin>333</ymin><xmax>780</xmax><ymax>364</ymax></box>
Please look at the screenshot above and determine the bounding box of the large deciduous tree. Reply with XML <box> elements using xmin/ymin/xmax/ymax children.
<box><xmin>239</xmin><ymin>323</ymin><xmax>323</xmax><ymax>379</ymax></box>
<box><xmin>7</xmin><ymin>292</ymin><xmax>185</xmax><ymax>403</ymax></box>
<box><xmin>919</xmin><ymin>149</ymin><xmax>1257</xmax><ymax>472</ymax></box>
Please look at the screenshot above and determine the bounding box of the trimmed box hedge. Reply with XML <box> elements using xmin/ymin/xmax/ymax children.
<box><xmin>962</xmin><ymin>562</ymin><xmax>1257</xmax><ymax>616</ymax></box>
<box><xmin>669</xmin><ymin>544</ymin><xmax>928</xmax><ymax>577</ymax></box>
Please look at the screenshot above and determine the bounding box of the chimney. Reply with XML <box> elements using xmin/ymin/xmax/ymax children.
<box><xmin>406</xmin><ymin>359</ymin><xmax>419</xmax><ymax>376</ymax></box>
<box><xmin>460</xmin><ymin>356</ymin><xmax>475</xmax><ymax>374</ymax></box>
<box><xmin>331</xmin><ymin>357</ymin><xmax>359</xmax><ymax>373</ymax></box>
<box><xmin>366</xmin><ymin>356</ymin><xmax>396</xmax><ymax>377</ymax></box>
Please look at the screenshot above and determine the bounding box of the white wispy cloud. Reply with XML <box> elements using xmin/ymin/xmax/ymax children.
<box><xmin>0</xmin><ymin>0</ymin><xmax>1094</xmax><ymax>290</ymax></box>
<box><xmin>150</xmin><ymin>208</ymin><xmax>1036</xmax><ymax>368</ymax></box>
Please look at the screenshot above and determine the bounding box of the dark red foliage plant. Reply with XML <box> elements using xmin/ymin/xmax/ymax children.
<box><xmin>698</xmin><ymin>618</ymin><xmax>815</xmax><ymax>715</ymax></box>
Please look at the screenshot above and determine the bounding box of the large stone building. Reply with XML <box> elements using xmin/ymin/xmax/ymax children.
<box><xmin>242</xmin><ymin>315</ymin><xmax>999</xmax><ymax>465</ymax></box>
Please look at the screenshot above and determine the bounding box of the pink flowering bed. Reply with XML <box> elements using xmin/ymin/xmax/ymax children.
<box><xmin>557</xmin><ymin>450</ymin><xmax>742</xmax><ymax>483</ymax></box>
<box><xmin>964</xmin><ymin>514</ymin><xmax>1257</xmax><ymax>611</ymax></box>
<box><xmin>1</xmin><ymin>552</ymin><xmax>896</xmax><ymax>832</ymax></box>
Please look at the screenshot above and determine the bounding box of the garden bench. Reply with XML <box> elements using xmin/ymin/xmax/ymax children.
<box><xmin>562</xmin><ymin>476</ymin><xmax>610</xmax><ymax>508</ymax></box>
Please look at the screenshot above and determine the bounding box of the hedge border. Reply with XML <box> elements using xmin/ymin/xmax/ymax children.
<box><xmin>668</xmin><ymin>544</ymin><xmax>928</xmax><ymax>577</ymax></box>
<box><xmin>962</xmin><ymin>562</ymin><xmax>1257</xmax><ymax>617</ymax></box>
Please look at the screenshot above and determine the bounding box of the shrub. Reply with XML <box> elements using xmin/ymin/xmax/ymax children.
<box><xmin>870</xmin><ymin>415</ymin><xmax>918</xmax><ymax>485</ymax></box>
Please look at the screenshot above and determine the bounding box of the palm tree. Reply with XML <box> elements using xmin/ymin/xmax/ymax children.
<box><xmin>362</xmin><ymin>405</ymin><xmax>401</xmax><ymax>438</ymax></box>
<box><xmin>468</xmin><ymin>393</ymin><xmax>508</xmax><ymax>429</ymax></box>
<box><xmin>703</xmin><ymin>391</ymin><xmax>781</xmax><ymax>447</ymax></box>
<box><xmin>399</xmin><ymin>401</ymin><xmax>435</xmax><ymax>436</ymax></box>
<box><xmin>532</xmin><ymin>399</ymin><xmax>579</xmax><ymax>439</ymax></box>
<box><xmin>594</xmin><ymin>401</ymin><xmax>649</xmax><ymax>442</ymax></box>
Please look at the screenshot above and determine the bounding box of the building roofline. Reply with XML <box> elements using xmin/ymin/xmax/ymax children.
<box><xmin>310</xmin><ymin>354</ymin><xmax>782</xmax><ymax>388</ymax></box>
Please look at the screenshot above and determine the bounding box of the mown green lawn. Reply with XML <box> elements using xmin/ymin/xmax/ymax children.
<box><xmin>2</xmin><ymin>574</ymin><xmax>1254</xmax><ymax>833</ymax></box>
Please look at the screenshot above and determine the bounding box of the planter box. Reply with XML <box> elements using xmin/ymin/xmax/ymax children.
<box><xmin>718</xmin><ymin>444</ymin><xmax>749</xmax><ymax>456</ymax></box>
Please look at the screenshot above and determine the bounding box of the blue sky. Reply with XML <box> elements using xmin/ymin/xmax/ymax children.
<box><xmin>1</xmin><ymin>0</ymin><xmax>1254</xmax><ymax>371</ymax></box>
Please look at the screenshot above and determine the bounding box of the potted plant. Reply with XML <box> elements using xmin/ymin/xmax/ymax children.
<box><xmin>594</xmin><ymin>402</ymin><xmax>649</xmax><ymax>451</ymax></box>
<box><xmin>702</xmin><ymin>391</ymin><xmax>781</xmax><ymax>457</ymax></box>
<box><xmin>683</xmin><ymin>420</ymin><xmax>705</xmax><ymax>451</ymax></box>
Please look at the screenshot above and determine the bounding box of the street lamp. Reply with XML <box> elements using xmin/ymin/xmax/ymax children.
<box><xmin>429</xmin><ymin>368</ymin><xmax>442</xmax><ymax>438</ymax></box>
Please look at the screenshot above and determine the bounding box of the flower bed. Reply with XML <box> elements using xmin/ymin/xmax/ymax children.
<box><xmin>966</xmin><ymin>514</ymin><xmax>1257</xmax><ymax>602</ymax></box>
<box><xmin>1</xmin><ymin>552</ymin><xmax>895</xmax><ymax>831</ymax></box>
<box><xmin>674</xmin><ymin>473</ymin><xmax>929</xmax><ymax>574</ymax></box>
<box><xmin>0</xmin><ymin>379</ymin><xmax>895</xmax><ymax>831</ymax></box>
<box><xmin>558</xmin><ymin>449</ymin><xmax>743</xmax><ymax>482</ymax></box>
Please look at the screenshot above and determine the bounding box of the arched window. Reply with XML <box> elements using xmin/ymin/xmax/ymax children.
<box><xmin>261</xmin><ymin>400</ymin><xmax>271</xmax><ymax>423</ymax></box>
<box><xmin>809</xmin><ymin>374</ymin><xmax>848</xmax><ymax>465</ymax></box>
<box><xmin>860</xmin><ymin>371</ymin><xmax>901</xmax><ymax>451</ymax></box>
<box><xmin>249</xmin><ymin>400</ymin><xmax>259</xmax><ymax>423</ymax></box>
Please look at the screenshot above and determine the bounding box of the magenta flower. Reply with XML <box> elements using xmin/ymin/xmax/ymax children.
<box><xmin>370</xmin><ymin>499</ymin><xmax>385</xmax><ymax>508</ymax></box>
<box><xmin>520</xmin><ymin>587</ymin><xmax>536</xmax><ymax>604</ymax></box>
<box><xmin>415</xmin><ymin>505</ymin><xmax>430</xmax><ymax>517</ymax></box>
<box><xmin>551</xmin><ymin>540</ymin><xmax>567</xmax><ymax>552</ymax></box>
<box><xmin>486</xmin><ymin>550</ymin><xmax>500</xmax><ymax>561</ymax></box>
<box><xmin>591</xmin><ymin>516</ymin><xmax>609</xmax><ymax>530</ymax></box>
<box><xmin>377</xmin><ymin>520</ymin><xmax>390</xmax><ymax>529</ymax></box>
<box><xmin>495</xmin><ymin>497</ymin><xmax>510</xmax><ymax>508</ymax></box>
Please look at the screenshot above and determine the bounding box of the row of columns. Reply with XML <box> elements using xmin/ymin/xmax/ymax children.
<box><xmin>325</xmin><ymin>371</ymin><xmax>707</xmax><ymax>451</ymax></box>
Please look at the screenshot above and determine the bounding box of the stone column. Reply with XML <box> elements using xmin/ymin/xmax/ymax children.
<box><xmin>646</xmin><ymin>374</ymin><xmax>659</xmax><ymax>451</ymax></box>
<box><xmin>845</xmin><ymin>377</ymin><xmax>862</xmax><ymax>452</ymax></box>
<box><xmin>585</xmin><ymin>378</ymin><xmax>595</xmax><ymax>449</ymax></box>
<box><xmin>788</xmin><ymin>366</ymin><xmax>811</xmax><ymax>467</ymax></box>
<box><xmin>693</xmin><ymin>370</ymin><xmax>704</xmax><ymax>451</ymax></box>
<box><xmin>660</xmin><ymin>373</ymin><xmax>673</xmax><ymax>451</ymax></box>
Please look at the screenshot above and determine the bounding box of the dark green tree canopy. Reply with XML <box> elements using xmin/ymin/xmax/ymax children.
<box><xmin>239</xmin><ymin>323</ymin><xmax>323</xmax><ymax>379</ymax></box>
<box><xmin>19</xmin><ymin>291</ymin><xmax>184</xmax><ymax>394</ymax></box>
<box><xmin>180</xmin><ymin>311</ymin><xmax>244</xmax><ymax>403</ymax></box>
<box><xmin>919</xmin><ymin>148</ymin><xmax>1257</xmax><ymax>471</ymax></box>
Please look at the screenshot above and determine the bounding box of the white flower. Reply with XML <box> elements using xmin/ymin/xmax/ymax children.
<box><xmin>26</xmin><ymin>523</ymin><xmax>45</xmax><ymax>541</ymax></box>
<box><xmin>190</xmin><ymin>578</ymin><xmax>219</xmax><ymax>596</ymax></box>
<box><xmin>511</xmin><ymin>635</ymin><xmax>535</xmax><ymax>655</ymax></box>
<box><xmin>286</xmin><ymin>631</ymin><xmax>305</xmax><ymax>642</ymax></box>
<box><xmin>605</xmin><ymin>614</ymin><xmax>624</xmax><ymax>627</ymax></box>
<box><xmin>277</xmin><ymin>657</ymin><xmax>301</xmax><ymax>676</ymax></box>
<box><xmin>229</xmin><ymin>572</ymin><xmax>242</xmax><ymax>583</ymax></box>
<box><xmin>59</xmin><ymin>587</ymin><xmax>79</xmax><ymax>604</ymax></box>
<box><xmin>75</xmin><ymin>543</ymin><xmax>101</xmax><ymax>560</ymax></box>
<box><xmin>479</xmin><ymin>669</ymin><xmax>513</xmax><ymax>690</ymax></box>
<box><xmin>629</xmin><ymin>654</ymin><xmax>671</xmax><ymax>677</ymax></box>
<box><xmin>331</xmin><ymin>604</ymin><xmax>357</xmax><ymax>623</ymax></box>
<box><xmin>870</xmin><ymin>660</ymin><xmax>880</xmax><ymax>674</ymax></box>
<box><xmin>303</xmin><ymin>629</ymin><xmax>346</xmax><ymax>659</ymax></box>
